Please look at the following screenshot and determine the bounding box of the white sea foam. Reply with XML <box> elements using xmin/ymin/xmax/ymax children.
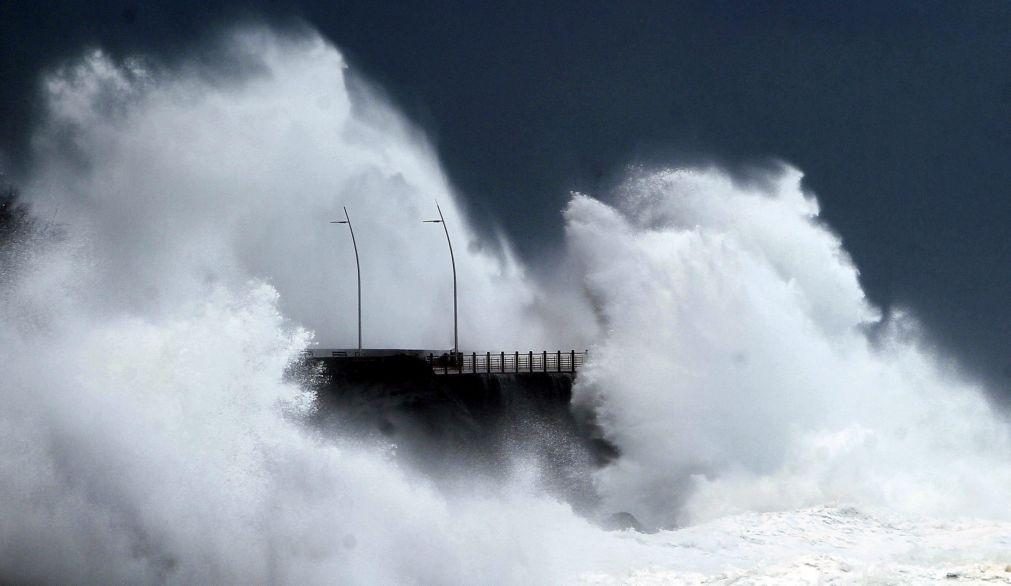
<box><xmin>0</xmin><ymin>264</ymin><xmax>629</xmax><ymax>583</ymax></box>
<box><xmin>2</xmin><ymin>26</ymin><xmax>608</xmax><ymax>584</ymax></box>
<box><xmin>567</xmin><ymin>167</ymin><xmax>1011</xmax><ymax>528</ymax></box>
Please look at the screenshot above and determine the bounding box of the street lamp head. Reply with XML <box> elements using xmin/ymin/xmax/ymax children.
<box><xmin>422</xmin><ymin>219</ymin><xmax>443</xmax><ymax>223</ymax></box>
<box><xmin>330</xmin><ymin>220</ymin><xmax>349</xmax><ymax>224</ymax></box>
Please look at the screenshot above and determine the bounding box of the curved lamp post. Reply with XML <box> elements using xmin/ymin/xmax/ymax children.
<box><xmin>330</xmin><ymin>206</ymin><xmax>361</xmax><ymax>352</ymax></box>
<box><xmin>423</xmin><ymin>201</ymin><xmax>458</xmax><ymax>356</ymax></box>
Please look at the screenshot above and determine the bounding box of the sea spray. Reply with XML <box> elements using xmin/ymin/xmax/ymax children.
<box><xmin>3</xmin><ymin>21</ymin><xmax>1011</xmax><ymax>584</ymax></box>
<box><xmin>22</xmin><ymin>27</ymin><xmax>593</xmax><ymax>353</ymax></box>
<box><xmin>0</xmin><ymin>25</ymin><xmax>617</xmax><ymax>584</ymax></box>
<box><xmin>0</xmin><ymin>261</ymin><xmax>629</xmax><ymax>583</ymax></box>
<box><xmin>568</xmin><ymin>167</ymin><xmax>1011</xmax><ymax>528</ymax></box>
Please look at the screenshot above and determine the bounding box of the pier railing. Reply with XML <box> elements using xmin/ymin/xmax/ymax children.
<box><xmin>427</xmin><ymin>350</ymin><xmax>587</xmax><ymax>375</ymax></box>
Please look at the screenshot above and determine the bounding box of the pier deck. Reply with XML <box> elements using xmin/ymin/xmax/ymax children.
<box><xmin>303</xmin><ymin>348</ymin><xmax>588</xmax><ymax>376</ymax></box>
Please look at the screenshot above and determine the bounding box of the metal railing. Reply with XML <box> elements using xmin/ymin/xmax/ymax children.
<box><xmin>427</xmin><ymin>350</ymin><xmax>587</xmax><ymax>375</ymax></box>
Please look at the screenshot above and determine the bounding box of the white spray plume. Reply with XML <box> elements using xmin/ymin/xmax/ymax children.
<box><xmin>24</xmin><ymin>27</ymin><xmax>592</xmax><ymax>352</ymax></box>
<box><xmin>568</xmin><ymin>167</ymin><xmax>1011</xmax><ymax>528</ymax></box>
<box><xmin>0</xmin><ymin>26</ymin><xmax>621</xmax><ymax>584</ymax></box>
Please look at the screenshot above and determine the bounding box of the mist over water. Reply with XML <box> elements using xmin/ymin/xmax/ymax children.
<box><xmin>3</xmin><ymin>24</ymin><xmax>1011</xmax><ymax>583</ymax></box>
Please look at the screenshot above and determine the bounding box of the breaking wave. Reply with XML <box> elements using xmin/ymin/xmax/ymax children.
<box><xmin>568</xmin><ymin>168</ymin><xmax>1011</xmax><ymax>528</ymax></box>
<box><xmin>0</xmin><ymin>26</ymin><xmax>608</xmax><ymax>584</ymax></box>
<box><xmin>2</xmin><ymin>23</ymin><xmax>1009</xmax><ymax>583</ymax></box>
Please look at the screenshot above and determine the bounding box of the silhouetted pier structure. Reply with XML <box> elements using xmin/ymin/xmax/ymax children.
<box><xmin>301</xmin><ymin>346</ymin><xmax>607</xmax><ymax>507</ymax></box>
<box><xmin>303</xmin><ymin>348</ymin><xmax>588</xmax><ymax>376</ymax></box>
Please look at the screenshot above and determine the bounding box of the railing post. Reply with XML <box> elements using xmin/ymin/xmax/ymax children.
<box><xmin>486</xmin><ymin>351</ymin><xmax>491</xmax><ymax>375</ymax></box>
<box><xmin>471</xmin><ymin>352</ymin><xmax>476</xmax><ymax>375</ymax></box>
<box><xmin>515</xmin><ymin>351</ymin><xmax>519</xmax><ymax>374</ymax></box>
<box><xmin>500</xmin><ymin>351</ymin><xmax>505</xmax><ymax>374</ymax></box>
<box><xmin>542</xmin><ymin>350</ymin><xmax>547</xmax><ymax>373</ymax></box>
<box><xmin>557</xmin><ymin>350</ymin><xmax>562</xmax><ymax>373</ymax></box>
<box><xmin>570</xmin><ymin>350</ymin><xmax>575</xmax><ymax>373</ymax></box>
<box><xmin>529</xmin><ymin>351</ymin><xmax>533</xmax><ymax>373</ymax></box>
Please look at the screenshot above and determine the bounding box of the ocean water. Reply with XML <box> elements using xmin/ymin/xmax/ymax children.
<box><xmin>2</xmin><ymin>25</ymin><xmax>1009</xmax><ymax>584</ymax></box>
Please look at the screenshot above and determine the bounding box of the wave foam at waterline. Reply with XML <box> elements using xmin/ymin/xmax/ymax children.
<box><xmin>579</xmin><ymin>506</ymin><xmax>1011</xmax><ymax>584</ymax></box>
<box><xmin>568</xmin><ymin>168</ymin><xmax>1011</xmax><ymax>528</ymax></box>
<box><xmin>0</xmin><ymin>263</ymin><xmax>630</xmax><ymax>583</ymax></box>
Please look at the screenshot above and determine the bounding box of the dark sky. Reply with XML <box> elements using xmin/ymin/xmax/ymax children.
<box><xmin>2</xmin><ymin>1</ymin><xmax>1009</xmax><ymax>393</ymax></box>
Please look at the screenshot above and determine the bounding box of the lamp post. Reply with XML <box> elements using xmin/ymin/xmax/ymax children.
<box><xmin>330</xmin><ymin>206</ymin><xmax>361</xmax><ymax>352</ymax></box>
<box><xmin>423</xmin><ymin>201</ymin><xmax>458</xmax><ymax>356</ymax></box>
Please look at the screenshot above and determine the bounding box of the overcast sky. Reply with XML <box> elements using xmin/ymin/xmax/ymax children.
<box><xmin>2</xmin><ymin>1</ymin><xmax>1008</xmax><ymax>392</ymax></box>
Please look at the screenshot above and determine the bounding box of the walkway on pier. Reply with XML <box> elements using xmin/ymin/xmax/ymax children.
<box><xmin>428</xmin><ymin>350</ymin><xmax>587</xmax><ymax>375</ymax></box>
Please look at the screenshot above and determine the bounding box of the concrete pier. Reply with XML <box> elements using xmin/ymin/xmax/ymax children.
<box><xmin>294</xmin><ymin>350</ymin><xmax>612</xmax><ymax>511</ymax></box>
